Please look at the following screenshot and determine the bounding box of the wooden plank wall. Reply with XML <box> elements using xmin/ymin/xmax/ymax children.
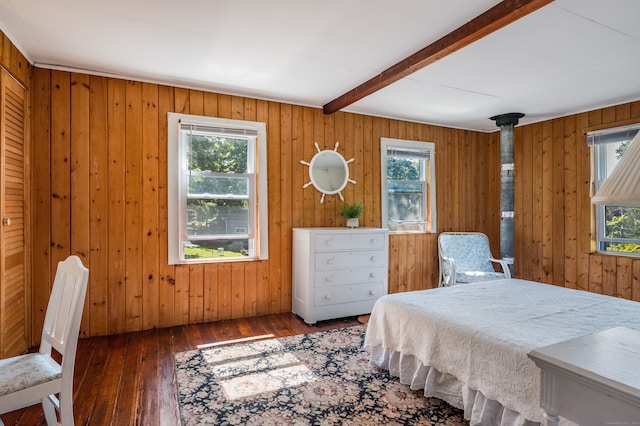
<box><xmin>5</xmin><ymin>17</ymin><xmax>635</xmax><ymax>341</ymax></box>
<box><xmin>30</xmin><ymin>68</ymin><xmax>500</xmax><ymax>339</ymax></box>
<box><xmin>0</xmin><ymin>32</ymin><xmax>31</xmax><ymax>88</ymax></box>
<box><xmin>513</xmin><ymin>101</ymin><xmax>640</xmax><ymax>302</ymax></box>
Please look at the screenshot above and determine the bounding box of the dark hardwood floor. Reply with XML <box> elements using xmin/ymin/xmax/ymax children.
<box><xmin>1</xmin><ymin>313</ymin><xmax>360</xmax><ymax>426</ymax></box>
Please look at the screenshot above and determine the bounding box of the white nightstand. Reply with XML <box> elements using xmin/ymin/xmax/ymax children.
<box><xmin>528</xmin><ymin>326</ymin><xmax>640</xmax><ymax>426</ymax></box>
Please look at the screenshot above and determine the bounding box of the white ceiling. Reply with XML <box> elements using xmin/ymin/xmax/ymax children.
<box><xmin>0</xmin><ymin>0</ymin><xmax>639</xmax><ymax>132</ymax></box>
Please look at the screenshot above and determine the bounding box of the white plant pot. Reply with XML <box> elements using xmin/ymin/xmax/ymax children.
<box><xmin>346</xmin><ymin>218</ymin><xmax>359</xmax><ymax>228</ymax></box>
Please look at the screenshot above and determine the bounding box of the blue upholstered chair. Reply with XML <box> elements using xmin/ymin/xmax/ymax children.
<box><xmin>438</xmin><ymin>232</ymin><xmax>511</xmax><ymax>287</ymax></box>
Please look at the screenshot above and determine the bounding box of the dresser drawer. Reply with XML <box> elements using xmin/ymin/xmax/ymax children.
<box><xmin>315</xmin><ymin>250</ymin><xmax>386</xmax><ymax>270</ymax></box>
<box><xmin>314</xmin><ymin>267</ymin><xmax>386</xmax><ymax>288</ymax></box>
<box><xmin>314</xmin><ymin>282</ymin><xmax>385</xmax><ymax>307</ymax></box>
<box><xmin>314</xmin><ymin>232</ymin><xmax>386</xmax><ymax>252</ymax></box>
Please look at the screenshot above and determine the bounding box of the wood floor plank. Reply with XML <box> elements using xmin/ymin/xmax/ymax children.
<box><xmin>73</xmin><ymin>337</ymin><xmax>108</xmax><ymax>424</ymax></box>
<box><xmin>89</xmin><ymin>333</ymin><xmax>129</xmax><ymax>426</ymax></box>
<box><xmin>112</xmin><ymin>332</ymin><xmax>143</xmax><ymax>425</ymax></box>
<box><xmin>159</xmin><ymin>327</ymin><xmax>181</xmax><ymax>426</ymax></box>
<box><xmin>0</xmin><ymin>409</ymin><xmax>30</xmax><ymax>426</ymax></box>
<box><xmin>137</xmin><ymin>328</ymin><xmax>160</xmax><ymax>426</ymax></box>
<box><xmin>0</xmin><ymin>313</ymin><xmax>359</xmax><ymax>425</ymax></box>
<box><xmin>13</xmin><ymin>408</ymin><xmax>43</xmax><ymax>426</ymax></box>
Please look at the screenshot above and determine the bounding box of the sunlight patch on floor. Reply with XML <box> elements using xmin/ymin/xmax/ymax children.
<box><xmin>197</xmin><ymin>333</ymin><xmax>275</xmax><ymax>349</ymax></box>
<box><xmin>210</xmin><ymin>351</ymin><xmax>302</xmax><ymax>379</ymax></box>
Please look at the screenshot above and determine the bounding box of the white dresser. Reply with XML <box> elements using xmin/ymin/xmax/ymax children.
<box><xmin>292</xmin><ymin>227</ymin><xmax>389</xmax><ymax>324</ymax></box>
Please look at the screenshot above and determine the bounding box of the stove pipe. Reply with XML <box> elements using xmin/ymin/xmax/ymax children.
<box><xmin>490</xmin><ymin>112</ymin><xmax>524</xmax><ymax>276</ymax></box>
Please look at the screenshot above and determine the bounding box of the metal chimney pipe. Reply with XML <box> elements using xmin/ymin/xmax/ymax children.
<box><xmin>490</xmin><ymin>112</ymin><xmax>524</xmax><ymax>276</ymax></box>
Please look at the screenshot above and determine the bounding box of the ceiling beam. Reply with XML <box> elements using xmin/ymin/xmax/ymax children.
<box><xmin>323</xmin><ymin>0</ymin><xmax>555</xmax><ymax>114</ymax></box>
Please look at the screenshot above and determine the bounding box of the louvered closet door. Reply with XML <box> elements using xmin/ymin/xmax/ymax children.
<box><xmin>0</xmin><ymin>69</ymin><xmax>28</xmax><ymax>358</ymax></box>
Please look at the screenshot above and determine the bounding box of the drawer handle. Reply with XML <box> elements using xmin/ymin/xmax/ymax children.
<box><xmin>369</xmin><ymin>290</ymin><xmax>376</xmax><ymax>296</ymax></box>
<box><xmin>325</xmin><ymin>275</ymin><xmax>333</xmax><ymax>282</ymax></box>
<box><xmin>369</xmin><ymin>272</ymin><xmax>376</xmax><ymax>279</ymax></box>
<box><xmin>370</xmin><ymin>256</ymin><xmax>376</xmax><ymax>262</ymax></box>
<box><xmin>325</xmin><ymin>238</ymin><xmax>333</xmax><ymax>246</ymax></box>
<box><xmin>370</xmin><ymin>238</ymin><xmax>377</xmax><ymax>245</ymax></box>
<box><xmin>325</xmin><ymin>294</ymin><xmax>333</xmax><ymax>300</ymax></box>
<box><xmin>326</xmin><ymin>257</ymin><xmax>335</xmax><ymax>265</ymax></box>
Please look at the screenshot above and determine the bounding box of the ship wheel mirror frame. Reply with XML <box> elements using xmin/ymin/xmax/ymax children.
<box><xmin>301</xmin><ymin>142</ymin><xmax>356</xmax><ymax>203</ymax></box>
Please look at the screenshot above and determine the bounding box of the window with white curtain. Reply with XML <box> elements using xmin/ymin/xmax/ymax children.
<box><xmin>380</xmin><ymin>137</ymin><xmax>436</xmax><ymax>233</ymax></box>
<box><xmin>167</xmin><ymin>113</ymin><xmax>268</xmax><ymax>264</ymax></box>
<box><xmin>589</xmin><ymin>124</ymin><xmax>640</xmax><ymax>256</ymax></box>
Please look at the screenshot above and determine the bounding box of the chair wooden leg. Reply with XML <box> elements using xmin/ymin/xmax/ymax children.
<box><xmin>59</xmin><ymin>392</ymin><xmax>74</xmax><ymax>426</ymax></box>
<box><xmin>42</xmin><ymin>396</ymin><xmax>59</xmax><ymax>426</ymax></box>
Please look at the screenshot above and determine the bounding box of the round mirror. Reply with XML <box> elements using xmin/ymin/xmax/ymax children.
<box><xmin>309</xmin><ymin>150</ymin><xmax>348</xmax><ymax>195</ymax></box>
<box><xmin>301</xmin><ymin>142</ymin><xmax>355</xmax><ymax>203</ymax></box>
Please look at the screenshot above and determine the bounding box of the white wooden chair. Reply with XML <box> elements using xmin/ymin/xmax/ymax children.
<box><xmin>0</xmin><ymin>255</ymin><xmax>89</xmax><ymax>426</ymax></box>
<box><xmin>438</xmin><ymin>232</ymin><xmax>511</xmax><ymax>287</ymax></box>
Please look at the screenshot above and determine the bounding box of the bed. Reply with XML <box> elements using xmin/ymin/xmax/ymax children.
<box><xmin>363</xmin><ymin>278</ymin><xmax>640</xmax><ymax>425</ymax></box>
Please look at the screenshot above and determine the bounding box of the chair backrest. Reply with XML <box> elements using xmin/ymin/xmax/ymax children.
<box><xmin>39</xmin><ymin>255</ymin><xmax>89</xmax><ymax>375</ymax></box>
<box><xmin>438</xmin><ymin>232</ymin><xmax>495</xmax><ymax>273</ymax></box>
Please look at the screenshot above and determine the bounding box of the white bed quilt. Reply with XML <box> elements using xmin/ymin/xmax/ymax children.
<box><xmin>364</xmin><ymin>279</ymin><xmax>640</xmax><ymax>423</ymax></box>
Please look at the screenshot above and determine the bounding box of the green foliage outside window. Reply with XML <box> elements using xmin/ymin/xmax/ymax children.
<box><xmin>188</xmin><ymin>134</ymin><xmax>248</xmax><ymax>175</ymax></box>
<box><xmin>387</xmin><ymin>157</ymin><xmax>424</xmax><ymax>230</ymax></box>
<box><xmin>185</xmin><ymin>133</ymin><xmax>252</xmax><ymax>256</ymax></box>
<box><xmin>603</xmin><ymin>138</ymin><xmax>640</xmax><ymax>254</ymax></box>
<box><xmin>387</xmin><ymin>158</ymin><xmax>419</xmax><ymax>180</ymax></box>
<box><xmin>604</xmin><ymin>207</ymin><xmax>640</xmax><ymax>253</ymax></box>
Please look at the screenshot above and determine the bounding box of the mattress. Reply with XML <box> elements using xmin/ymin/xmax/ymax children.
<box><xmin>363</xmin><ymin>279</ymin><xmax>640</xmax><ymax>425</ymax></box>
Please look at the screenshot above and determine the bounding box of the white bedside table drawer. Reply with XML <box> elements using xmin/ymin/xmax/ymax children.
<box><xmin>314</xmin><ymin>282</ymin><xmax>385</xmax><ymax>307</ymax></box>
<box><xmin>315</xmin><ymin>250</ymin><xmax>386</xmax><ymax>269</ymax></box>
<box><xmin>314</xmin><ymin>267</ymin><xmax>386</xmax><ymax>287</ymax></box>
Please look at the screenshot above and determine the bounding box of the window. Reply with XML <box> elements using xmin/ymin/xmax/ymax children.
<box><xmin>168</xmin><ymin>113</ymin><xmax>268</xmax><ymax>264</ymax></box>
<box><xmin>380</xmin><ymin>138</ymin><xmax>436</xmax><ymax>233</ymax></box>
<box><xmin>589</xmin><ymin>124</ymin><xmax>640</xmax><ymax>256</ymax></box>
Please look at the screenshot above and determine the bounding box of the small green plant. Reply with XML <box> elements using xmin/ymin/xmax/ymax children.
<box><xmin>340</xmin><ymin>202</ymin><xmax>364</xmax><ymax>219</ymax></box>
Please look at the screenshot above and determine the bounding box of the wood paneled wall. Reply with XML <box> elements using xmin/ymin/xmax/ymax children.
<box><xmin>11</xmin><ymin>24</ymin><xmax>636</xmax><ymax>340</ymax></box>
<box><xmin>30</xmin><ymin>68</ymin><xmax>500</xmax><ymax>339</ymax></box>
<box><xmin>0</xmin><ymin>32</ymin><xmax>31</xmax><ymax>89</ymax></box>
<box><xmin>513</xmin><ymin>101</ymin><xmax>640</xmax><ymax>302</ymax></box>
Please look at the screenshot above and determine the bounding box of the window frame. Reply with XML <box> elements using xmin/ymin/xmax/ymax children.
<box><xmin>167</xmin><ymin>112</ymin><xmax>268</xmax><ymax>264</ymax></box>
<box><xmin>589</xmin><ymin>123</ymin><xmax>640</xmax><ymax>257</ymax></box>
<box><xmin>380</xmin><ymin>137</ymin><xmax>436</xmax><ymax>234</ymax></box>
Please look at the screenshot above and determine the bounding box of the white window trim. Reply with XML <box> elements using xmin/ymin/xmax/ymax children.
<box><xmin>589</xmin><ymin>123</ymin><xmax>640</xmax><ymax>256</ymax></box>
<box><xmin>380</xmin><ymin>137</ymin><xmax>436</xmax><ymax>234</ymax></box>
<box><xmin>167</xmin><ymin>112</ymin><xmax>268</xmax><ymax>264</ymax></box>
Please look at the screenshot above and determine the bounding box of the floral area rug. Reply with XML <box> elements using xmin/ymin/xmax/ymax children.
<box><xmin>174</xmin><ymin>325</ymin><xmax>468</xmax><ymax>425</ymax></box>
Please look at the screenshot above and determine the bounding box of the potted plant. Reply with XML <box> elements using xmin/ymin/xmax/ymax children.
<box><xmin>340</xmin><ymin>202</ymin><xmax>364</xmax><ymax>228</ymax></box>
